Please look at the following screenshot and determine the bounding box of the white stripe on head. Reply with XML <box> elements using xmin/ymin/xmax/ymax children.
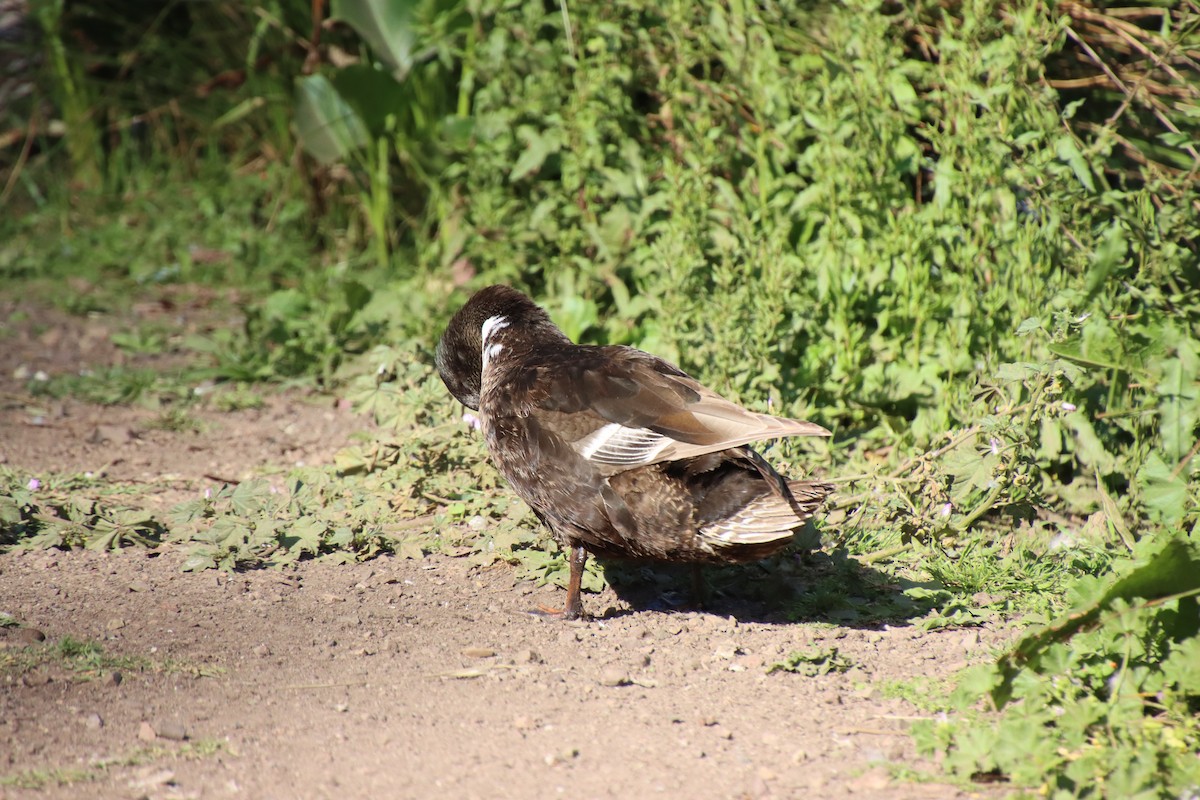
<box><xmin>481</xmin><ymin>315</ymin><xmax>510</xmax><ymax>370</ymax></box>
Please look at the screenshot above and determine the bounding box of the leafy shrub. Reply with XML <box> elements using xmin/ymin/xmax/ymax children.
<box><xmin>914</xmin><ymin>531</ymin><xmax>1200</xmax><ymax>798</ymax></box>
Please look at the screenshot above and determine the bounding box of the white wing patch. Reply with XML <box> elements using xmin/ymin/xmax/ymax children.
<box><xmin>481</xmin><ymin>315</ymin><xmax>510</xmax><ymax>370</ymax></box>
<box><xmin>574</xmin><ymin>422</ymin><xmax>674</xmax><ymax>466</ymax></box>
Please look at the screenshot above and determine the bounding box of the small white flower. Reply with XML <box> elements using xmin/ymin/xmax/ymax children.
<box><xmin>989</xmin><ymin>437</ymin><xmax>1001</xmax><ymax>454</ymax></box>
<box><xmin>27</xmin><ymin>478</ymin><xmax>40</xmax><ymax>491</ymax></box>
<box><xmin>940</xmin><ymin>503</ymin><xmax>953</xmax><ymax>517</ymax></box>
<box><xmin>1061</xmin><ymin>401</ymin><xmax>1077</xmax><ymax>412</ymax></box>
<box><xmin>204</xmin><ymin>488</ymin><xmax>213</xmax><ymax>500</ymax></box>
<box><xmin>462</xmin><ymin>412</ymin><xmax>482</xmax><ymax>431</ymax></box>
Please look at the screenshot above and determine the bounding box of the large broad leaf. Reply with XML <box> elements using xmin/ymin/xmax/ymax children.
<box><xmin>1153</xmin><ymin>329</ymin><xmax>1200</xmax><ymax>466</ymax></box>
<box><xmin>331</xmin><ymin>65</ymin><xmax>409</xmax><ymax>138</ymax></box>
<box><xmin>1049</xmin><ymin>317</ymin><xmax>1149</xmax><ymax>376</ymax></box>
<box><xmin>294</xmin><ymin>75</ymin><xmax>369</xmax><ymax>164</ymax></box>
<box><xmin>990</xmin><ymin>533</ymin><xmax>1200</xmax><ymax>707</ymax></box>
<box><xmin>332</xmin><ymin>0</ymin><xmax>418</xmax><ymax>77</ymax></box>
<box><xmin>1084</xmin><ymin>222</ymin><xmax>1127</xmax><ymax>300</ymax></box>
<box><xmin>1138</xmin><ymin>453</ymin><xmax>1189</xmax><ymax>525</ymax></box>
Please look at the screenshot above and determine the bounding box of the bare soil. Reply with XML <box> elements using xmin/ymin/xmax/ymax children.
<box><xmin>0</xmin><ymin>299</ymin><xmax>1013</xmax><ymax>799</ymax></box>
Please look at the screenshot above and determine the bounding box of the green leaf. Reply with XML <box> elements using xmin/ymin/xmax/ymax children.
<box><xmin>1138</xmin><ymin>454</ymin><xmax>1188</xmax><ymax>524</ymax></box>
<box><xmin>294</xmin><ymin>75</ymin><xmax>369</xmax><ymax>165</ymax></box>
<box><xmin>331</xmin><ymin>0</ymin><xmax>419</xmax><ymax>76</ymax></box>
<box><xmin>1085</xmin><ymin>223</ymin><xmax>1127</xmax><ymax>300</ymax></box>
<box><xmin>286</xmin><ymin>517</ymin><xmax>326</xmax><ymax>556</ymax></box>
<box><xmin>768</xmin><ymin>647</ymin><xmax>853</xmax><ymax>676</ymax></box>
<box><xmin>331</xmin><ymin>65</ymin><xmax>408</xmax><ymax>138</ymax></box>
<box><xmin>1153</xmin><ymin>333</ymin><xmax>1200</xmax><ymax>466</ymax></box>
<box><xmin>182</xmin><ymin>551</ymin><xmax>216</xmax><ymax>572</ymax></box>
<box><xmin>509</xmin><ymin>127</ymin><xmax>560</xmax><ymax>182</ymax></box>
<box><xmin>1055</xmin><ymin>136</ymin><xmax>1095</xmax><ymax>191</ymax></box>
<box><xmin>1063</xmin><ymin>411</ymin><xmax>1118</xmax><ymax>475</ymax></box>
<box><xmin>1015</xmin><ymin>317</ymin><xmax>1042</xmax><ymax>336</ymax></box>
<box><xmin>230</xmin><ymin>480</ymin><xmax>274</xmax><ymax>517</ymax></box>
<box><xmin>949</xmin><ymin>662</ymin><xmax>1001</xmax><ymax>709</ymax></box>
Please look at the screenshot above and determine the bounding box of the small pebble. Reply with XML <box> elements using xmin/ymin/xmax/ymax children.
<box><xmin>154</xmin><ymin>721</ymin><xmax>188</xmax><ymax>741</ymax></box>
<box><xmin>82</xmin><ymin>713</ymin><xmax>103</xmax><ymax>730</ymax></box>
<box><xmin>137</xmin><ymin>721</ymin><xmax>157</xmax><ymax>742</ymax></box>
<box><xmin>129</xmin><ymin>768</ymin><xmax>175</xmax><ymax>790</ymax></box>
<box><xmin>713</xmin><ymin>640</ymin><xmax>739</xmax><ymax>659</ymax></box>
<box><xmin>461</xmin><ymin>647</ymin><xmax>495</xmax><ymax>658</ymax></box>
<box><xmin>515</xmin><ymin>648</ymin><xmax>543</xmax><ymax>664</ymax></box>
<box><xmin>598</xmin><ymin>668</ymin><xmax>630</xmax><ymax>687</ymax></box>
<box><xmin>16</xmin><ymin>627</ymin><xmax>46</xmax><ymax>645</ymax></box>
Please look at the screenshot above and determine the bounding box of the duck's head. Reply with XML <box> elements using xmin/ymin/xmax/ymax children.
<box><xmin>435</xmin><ymin>285</ymin><xmax>565</xmax><ymax>410</ymax></box>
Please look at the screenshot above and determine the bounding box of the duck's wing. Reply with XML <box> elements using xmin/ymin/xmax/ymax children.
<box><xmin>532</xmin><ymin>346</ymin><xmax>830</xmax><ymax>471</ymax></box>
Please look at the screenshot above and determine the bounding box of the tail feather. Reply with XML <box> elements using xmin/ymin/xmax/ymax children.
<box><xmin>700</xmin><ymin>479</ymin><xmax>834</xmax><ymax>549</ymax></box>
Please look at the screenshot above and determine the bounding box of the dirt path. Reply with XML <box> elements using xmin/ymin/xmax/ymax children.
<box><xmin>0</xmin><ymin>300</ymin><xmax>1011</xmax><ymax>799</ymax></box>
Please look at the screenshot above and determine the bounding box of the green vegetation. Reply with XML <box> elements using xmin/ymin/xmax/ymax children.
<box><xmin>768</xmin><ymin>646</ymin><xmax>855</xmax><ymax>676</ymax></box>
<box><xmin>0</xmin><ymin>739</ymin><xmax>229</xmax><ymax>790</ymax></box>
<box><xmin>2</xmin><ymin>634</ymin><xmax>147</xmax><ymax>677</ymax></box>
<box><xmin>1</xmin><ymin>0</ymin><xmax>1197</xmax><ymax>796</ymax></box>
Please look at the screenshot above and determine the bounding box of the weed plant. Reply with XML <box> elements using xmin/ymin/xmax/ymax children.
<box><xmin>1</xmin><ymin>0</ymin><xmax>1198</xmax><ymax>796</ymax></box>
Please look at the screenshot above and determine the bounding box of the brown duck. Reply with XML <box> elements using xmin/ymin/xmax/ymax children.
<box><xmin>436</xmin><ymin>285</ymin><xmax>834</xmax><ymax>618</ymax></box>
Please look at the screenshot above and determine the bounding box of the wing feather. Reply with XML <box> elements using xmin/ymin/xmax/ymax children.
<box><xmin>534</xmin><ymin>347</ymin><xmax>830</xmax><ymax>470</ymax></box>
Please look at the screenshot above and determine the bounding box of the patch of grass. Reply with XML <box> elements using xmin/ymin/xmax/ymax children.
<box><xmin>0</xmin><ymin>739</ymin><xmax>231</xmax><ymax>789</ymax></box>
<box><xmin>208</xmin><ymin>386</ymin><xmax>266</xmax><ymax>412</ymax></box>
<box><xmin>878</xmin><ymin>678</ymin><xmax>953</xmax><ymax>713</ymax></box>
<box><xmin>110</xmin><ymin>326</ymin><xmax>170</xmax><ymax>356</ymax></box>
<box><xmin>27</xmin><ymin>366</ymin><xmax>193</xmax><ymax>407</ymax></box>
<box><xmin>0</xmin><ymin>766</ymin><xmax>95</xmax><ymax>791</ymax></box>
<box><xmin>0</xmin><ymin>635</ymin><xmax>149</xmax><ymax>677</ymax></box>
<box><xmin>0</xmin><ymin>634</ymin><xmax>218</xmax><ymax>681</ymax></box>
<box><xmin>145</xmin><ymin>408</ymin><xmax>205</xmax><ymax>435</ymax></box>
<box><xmin>784</xmin><ymin>550</ymin><xmax>932</xmax><ymax>624</ymax></box>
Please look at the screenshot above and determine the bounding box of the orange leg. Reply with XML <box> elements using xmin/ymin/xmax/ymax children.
<box><xmin>562</xmin><ymin>543</ymin><xmax>587</xmax><ymax>619</ymax></box>
<box><xmin>532</xmin><ymin>542</ymin><xmax>588</xmax><ymax>620</ymax></box>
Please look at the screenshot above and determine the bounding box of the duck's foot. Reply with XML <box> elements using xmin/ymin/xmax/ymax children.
<box><xmin>528</xmin><ymin>542</ymin><xmax>589</xmax><ymax>620</ymax></box>
<box><xmin>528</xmin><ymin>603</ymin><xmax>589</xmax><ymax>621</ymax></box>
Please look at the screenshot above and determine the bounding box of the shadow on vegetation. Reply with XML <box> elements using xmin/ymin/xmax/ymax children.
<box><xmin>597</xmin><ymin>547</ymin><xmax>938</xmax><ymax>628</ymax></box>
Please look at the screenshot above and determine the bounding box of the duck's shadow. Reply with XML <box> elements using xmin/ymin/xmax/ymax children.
<box><xmin>594</xmin><ymin>547</ymin><xmax>933</xmax><ymax>628</ymax></box>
